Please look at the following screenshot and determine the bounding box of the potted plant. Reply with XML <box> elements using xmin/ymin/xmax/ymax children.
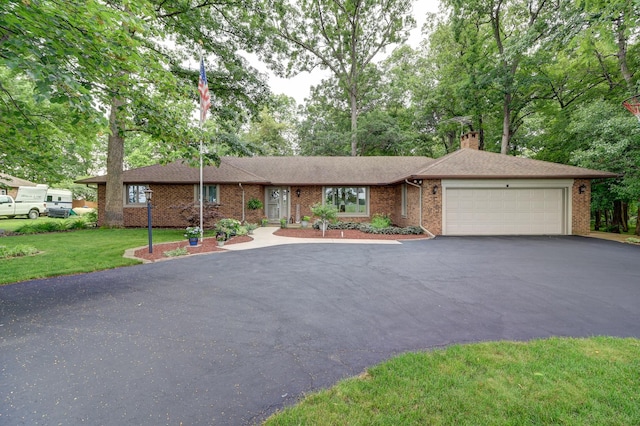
<box><xmin>247</xmin><ymin>197</ymin><xmax>264</xmax><ymax>211</ymax></box>
<box><xmin>246</xmin><ymin>223</ymin><xmax>258</xmax><ymax>235</ymax></box>
<box><xmin>261</xmin><ymin>218</ymin><xmax>269</xmax><ymax>227</ymax></box>
<box><xmin>280</xmin><ymin>217</ymin><xmax>287</xmax><ymax>228</ymax></box>
<box><xmin>301</xmin><ymin>216</ymin><xmax>310</xmax><ymax>228</ymax></box>
<box><xmin>184</xmin><ymin>226</ymin><xmax>201</xmax><ymax>246</ymax></box>
<box><xmin>216</xmin><ymin>233</ymin><xmax>226</xmax><ymax>247</ymax></box>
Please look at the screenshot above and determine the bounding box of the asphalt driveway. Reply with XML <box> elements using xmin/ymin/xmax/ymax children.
<box><xmin>2</xmin><ymin>236</ymin><xmax>639</xmax><ymax>425</ymax></box>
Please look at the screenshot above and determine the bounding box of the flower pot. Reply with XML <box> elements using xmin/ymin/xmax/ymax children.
<box><xmin>301</xmin><ymin>220</ymin><xmax>308</xmax><ymax>228</ymax></box>
<box><xmin>217</xmin><ymin>240</ymin><xmax>225</xmax><ymax>247</ymax></box>
<box><xmin>188</xmin><ymin>237</ymin><xmax>198</xmax><ymax>246</ymax></box>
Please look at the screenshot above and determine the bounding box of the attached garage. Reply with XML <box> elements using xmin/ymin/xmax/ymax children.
<box><xmin>442</xmin><ymin>180</ymin><xmax>572</xmax><ymax>236</ymax></box>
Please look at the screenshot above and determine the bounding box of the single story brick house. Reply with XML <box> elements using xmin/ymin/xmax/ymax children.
<box><xmin>77</xmin><ymin>132</ymin><xmax>617</xmax><ymax>236</ymax></box>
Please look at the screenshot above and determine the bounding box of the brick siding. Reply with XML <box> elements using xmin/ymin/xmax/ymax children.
<box><xmin>96</xmin><ymin>178</ymin><xmax>588</xmax><ymax>235</ymax></box>
<box><xmin>572</xmin><ymin>179</ymin><xmax>590</xmax><ymax>235</ymax></box>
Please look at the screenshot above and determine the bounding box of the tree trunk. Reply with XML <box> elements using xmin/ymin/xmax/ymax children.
<box><xmin>594</xmin><ymin>210</ymin><xmax>601</xmax><ymax>231</ymax></box>
<box><xmin>611</xmin><ymin>200</ymin><xmax>624</xmax><ymax>233</ymax></box>
<box><xmin>621</xmin><ymin>202</ymin><xmax>629</xmax><ymax>232</ymax></box>
<box><xmin>636</xmin><ymin>203</ymin><xmax>640</xmax><ymax>236</ymax></box>
<box><xmin>349</xmin><ymin>87</ymin><xmax>358</xmax><ymax>156</ymax></box>
<box><xmin>500</xmin><ymin>92</ymin><xmax>511</xmax><ymax>155</ymax></box>
<box><xmin>104</xmin><ymin>97</ymin><xmax>125</xmax><ymax>227</ymax></box>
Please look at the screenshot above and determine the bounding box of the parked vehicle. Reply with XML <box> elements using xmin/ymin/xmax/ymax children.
<box><xmin>0</xmin><ymin>195</ymin><xmax>46</xmax><ymax>219</ymax></box>
<box><xmin>16</xmin><ymin>185</ymin><xmax>73</xmax><ymax>211</ymax></box>
<box><xmin>45</xmin><ymin>188</ymin><xmax>73</xmax><ymax>209</ymax></box>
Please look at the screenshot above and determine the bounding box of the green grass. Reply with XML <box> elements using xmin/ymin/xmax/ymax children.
<box><xmin>0</xmin><ymin>228</ymin><xmax>188</xmax><ymax>285</ymax></box>
<box><xmin>0</xmin><ymin>217</ymin><xmax>86</xmax><ymax>232</ymax></box>
<box><xmin>266</xmin><ymin>337</ymin><xmax>640</xmax><ymax>425</ymax></box>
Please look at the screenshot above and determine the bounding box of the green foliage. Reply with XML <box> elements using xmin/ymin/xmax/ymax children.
<box><xmin>247</xmin><ymin>197</ymin><xmax>264</xmax><ymax>210</ymax></box>
<box><xmin>265</xmin><ymin>337</ymin><xmax>640</xmax><ymax>425</ymax></box>
<box><xmin>184</xmin><ymin>227</ymin><xmax>201</xmax><ymax>239</ymax></box>
<box><xmin>215</xmin><ymin>218</ymin><xmax>242</xmax><ymax>239</ymax></box>
<box><xmin>260</xmin><ymin>0</ymin><xmax>415</xmax><ymax>155</ymax></box>
<box><xmin>0</xmin><ymin>245</ymin><xmax>39</xmax><ymax>259</ymax></box>
<box><xmin>14</xmin><ymin>218</ymin><xmax>91</xmax><ymax>234</ymax></box>
<box><xmin>163</xmin><ymin>247</ymin><xmax>189</xmax><ymax>257</ymax></box>
<box><xmin>0</xmin><ymin>228</ymin><xmax>187</xmax><ymax>284</ymax></box>
<box><xmin>370</xmin><ymin>213</ymin><xmax>392</xmax><ymax>229</ymax></box>
<box><xmin>310</xmin><ymin>203</ymin><xmax>338</xmax><ymax>222</ymax></box>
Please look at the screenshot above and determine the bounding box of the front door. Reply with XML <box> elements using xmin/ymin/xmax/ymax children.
<box><xmin>266</xmin><ymin>186</ymin><xmax>289</xmax><ymax>223</ymax></box>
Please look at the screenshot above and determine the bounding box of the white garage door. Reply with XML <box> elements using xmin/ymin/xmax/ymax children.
<box><xmin>444</xmin><ymin>187</ymin><xmax>566</xmax><ymax>235</ymax></box>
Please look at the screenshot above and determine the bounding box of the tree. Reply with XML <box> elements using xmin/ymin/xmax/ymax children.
<box><xmin>243</xmin><ymin>95</ymin><xmax>298</xmax><ymax>155</ymax></box>
<box><xmin>260</xmin><ymin>0</ymin><xmax>415</xmax><ymax>156</ymax></box>
<box><xmin>0</xmin><ymin>66</ymin><xmax>103</xmax><ymax>182</ymax></box>
<box><xmin>2</xmin><ymin>0</ymin><xmax>271</xmax><ymax>227</ymax></box>
<box><xmin>442</xmin><ymin>0</ymin><xmax>577</xmax><ymax>154</ymax></box>
<box><xmin>570</xmin><ymin>100</ymin><xmax>640</xmax><ymax>235</ymax></box>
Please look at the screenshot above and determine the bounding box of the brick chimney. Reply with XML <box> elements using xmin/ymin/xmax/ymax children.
<box><xmin>460</xmin><ymin>131</ymin><xmax>479</xmax><ymax>150</ymax></box>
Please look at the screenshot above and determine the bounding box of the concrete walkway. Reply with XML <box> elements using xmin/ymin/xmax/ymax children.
<box><xmin>222</xmin><ymin>226</ymin><xmax>402</xmax><ymax>251</ymax></box>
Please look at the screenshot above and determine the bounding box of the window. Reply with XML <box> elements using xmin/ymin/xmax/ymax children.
<box><xmin>324</xmin><ymin>187</ymin><xmax>368</xmax><ymax>216</ymax></box>
<box><xmin>126</xmin><ymin>185</ymin><xmax>149</xmax><ymax>205</ymax></box>
<box><xmin>401</xmin><ymin>184</ymin><xmax>408</xmax><ymax>217</ymax></box>
<box><xmin>194</xmin><ymin>185</ymin><xmax>218</xmax><ymax>203</ymax></box>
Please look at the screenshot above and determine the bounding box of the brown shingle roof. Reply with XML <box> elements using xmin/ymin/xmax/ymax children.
<box><xmin>0</xmin><ymin>173</ymin><xmax>37</xmax><ymax>188</ymax></box>
<box><xmin>225</xmin><ymin>156</ymin><xmax>436</xmax><ymax>185</ymax></box>
<box><xmin>76</xmin><ymin>161</ymin><xmax>268</xmax><ymax>184</ymax></box>
<box><xmin>76</xmin><ymin>151</ymin><xmax>618</xmax><ymax>186</ymax></box>
<box><xmin>410</xmin><ymin>149</ymin><xmax>620</xmax><ymax>179</ymax></box>
<box><xmin>77</xmin><ymin>156</ymin><xmax>436</xmax><ymax>185</ymax></box>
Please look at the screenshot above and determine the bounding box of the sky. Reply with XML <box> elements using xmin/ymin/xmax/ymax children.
<box><xmin>250</xmin><ymin>0</ymin><xmax>441</xmax><ymax>105</ymax></box>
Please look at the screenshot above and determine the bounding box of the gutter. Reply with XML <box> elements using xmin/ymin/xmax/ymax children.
<box><xmin>239</xmin><ymin>183</ymin><xmax>245</xmax><ymax>223</ymax></box>
<box><xmin>405</xmin><ymin>179</ymin><xmax>435</xmax><ymax>239</ymax></box>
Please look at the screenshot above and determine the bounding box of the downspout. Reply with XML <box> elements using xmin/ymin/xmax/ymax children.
<box><xmin>405</xmin><ymin>179</ymin><xmax>435</xmax><ymax>239</ymax></box>
<box><xmin>239</xmin><ymin>183</ymin><xmax>245</xmax><ymax>223</ymax></box>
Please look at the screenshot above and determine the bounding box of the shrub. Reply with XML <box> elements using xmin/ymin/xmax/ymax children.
<box><xmin>163</xmin><ymin>247</ymin><xmax>188</xmax><ymax>257</ymax></box>
<box><xmin>171</xmin><ymin>201</ymin><xmax>221</xmax><ymax>228</ymax></box>
<box><xmin>215</xmin><ymin>218</ymin><xmax>242</xmax><ymax>240</ymax></box>
<box><xmin>370</xmin><ymin>213</ymin><xmax>392</xmax><ymax>229</ymax></box>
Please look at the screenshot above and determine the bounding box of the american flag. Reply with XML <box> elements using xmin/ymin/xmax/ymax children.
<box><xmin>198</xmin><ymin>58</ymin><xmax>211</xmax><ymax>123</ymax></box>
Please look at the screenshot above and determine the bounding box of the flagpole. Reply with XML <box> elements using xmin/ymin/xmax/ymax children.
<box><xmin>198</xmin><ymin>47</ymin><xmax>209</xmax><ymax>241</ymax></box>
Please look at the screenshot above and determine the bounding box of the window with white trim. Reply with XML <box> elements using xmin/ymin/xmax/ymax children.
<box><xmin>126</xmin><ymin>185</ymin><xmax>149</xmax><ymax>205</ymax></box>
<box><xmin>324</xmin><ymin>187</ymin><xmax>368</xmax><ymax>216</ymax></box>
<box><xmin>194</xmin><ymin>185</ymin><xmax>219</xmax><ymax>203</ymax></box>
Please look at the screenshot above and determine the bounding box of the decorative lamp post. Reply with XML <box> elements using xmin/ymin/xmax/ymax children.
<box><xmin>143</xmin><ymin>187</ymin><xmax>153</xmax><ymax>253</ymax></box>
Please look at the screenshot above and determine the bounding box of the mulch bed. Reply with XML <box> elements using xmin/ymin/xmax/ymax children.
<box><xmin>274</xmin><ymin>228</ymin><xmax>429</xmax><ymax>240</ymax></box>
<box><xmin>133</xmin><ymin>235</ymin><xmax>252</xmax><ymax>262</ymax></box>
<box><xmin>133</xmin><ymin>228</ymin><xmax>428</xmax><ymax>262</ymax></box>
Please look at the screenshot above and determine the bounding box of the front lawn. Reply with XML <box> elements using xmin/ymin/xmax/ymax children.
<box><xmin>266</xmin><ymin>337</ymin><xmax>640</xmax><ymax>425</ymax></box>
<box><xmin>0</xmin><ymin>228</ymin><xmax>188</xmax><ymax>285</ymax></box>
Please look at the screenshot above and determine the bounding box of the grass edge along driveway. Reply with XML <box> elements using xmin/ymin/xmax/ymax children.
<box><xmin>265</xmin><ymin>336</ymin><xmax>640</xmax><ymax>425</ymax></box>
<box><xmin>0</xmin><ymin>228</ymin><xmax>186</xmax><ymax>285</ymax></box>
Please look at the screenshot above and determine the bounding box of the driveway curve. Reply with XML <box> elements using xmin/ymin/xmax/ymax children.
<box><xmin>2</xmin><ymin>236</ymin><xmax>639</xmax><ymax>425</ymax></box>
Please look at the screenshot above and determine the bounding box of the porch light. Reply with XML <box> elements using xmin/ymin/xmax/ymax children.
<box><xmin>296</xmin><ymin>188</ymin><xmax>301</xmax><ymax>197</ymax></box>
<box><xmin>578</xmin><ymin>184</ymin><xmax>586</xmax><ymax>194</ymax></box>
<box><xmin>432</xmin><ymin>185</ymin><xmax>438</xmax><ymax>195</ymax></box>
<box><xmin>143</xmin><ymin>187</ymin><xmax>153</xmax><ymax>253</ymax></box>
